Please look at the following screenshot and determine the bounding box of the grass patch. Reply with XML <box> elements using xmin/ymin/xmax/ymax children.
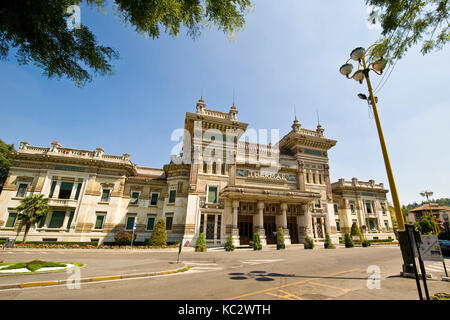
<box><xmin>175</xmin><ymin>265</ymin><xmax>192</xmax><ymax>273</ymax></box>
<box><xmin>0</xmin><ymin>260</ymin><xmax>76</xmax><ymax>273</ymax></box>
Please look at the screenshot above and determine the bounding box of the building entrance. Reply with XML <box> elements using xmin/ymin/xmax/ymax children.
<box><xmin>288</xmin><ymin>216</ymin><xmax>299</xmax><ymax>244</ymax></box>
<box><xmin>264</xmin><ymin>216</ymin><xmax>277</xmax><ymax>244</ymax></box>
<box><xmin>238</xmin><ymin>215</ymin><xmax>253</xmax><ymax>245</ymax></box>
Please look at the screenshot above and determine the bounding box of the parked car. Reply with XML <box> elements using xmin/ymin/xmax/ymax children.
<box><xmin>439</xmin><ymin>240</ymin><xmax>450</xmax><ymax>256</ymax></box>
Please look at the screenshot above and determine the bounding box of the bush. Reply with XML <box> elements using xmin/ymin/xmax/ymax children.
<box><xmin>42</xmin><ymin>262</ymin><xmax>66</xmax><ymax>268</ymax></box>
<box><xmin>344</xmin><ymin>232</ymin><xmax>354</xmax><ymax>248</ymax></box>
<box><xmin>304</xmin><ymin>236</ymin><xmax>314</xmax><ymax>249</ymax></box>
<box><xmin>224</xmin><ymin>235</ymin><xmax>235</xmax><ymax>252</ymax></box>
<box><xmin>324</xmin><ymin>232</ymin><xmax>335</xmax><ymax>249</ymax></box>
<box><xmin>253</xmin><ymin>233</ymin><xmax>262</xmax><ymax>250</ymax></box>
<box><xmin>114</xmin><ymin>231</ymin><xmax>136</xmax><ymax>246</ymax></box>
<box><xmin>149</xmin><ymin>218</ymin><xmax>167</xmax><ymax>246</ymax></box>
<box><xmin>27</xmin><ymin>264</ymin><xmax>43</xmax><ymax>272</ymax></box>
<box><xmin>1</xmin><ymin>263</ymin><xmax>27</xmax><ymax>270</ymax></box>
<box><xmin>195</xmin><ymin>233</ymin><xmax>207</xmax><ymax>252</ymax></box>
<box><xmin>351</xmin><ymin>223</ymin><xmax>364</xmax><ymax>242</ymax></box>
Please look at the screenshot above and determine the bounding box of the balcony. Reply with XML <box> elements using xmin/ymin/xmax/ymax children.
<box><xmin>47</xmin><ymin>198</ymin><xmax>78</xmax><ymax>208</ymax></box>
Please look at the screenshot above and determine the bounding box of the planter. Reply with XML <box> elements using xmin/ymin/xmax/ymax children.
<box><xmin>277</xmin><ymin>244</ymin><xmax>285</xmax><ymax>250</ymax></box>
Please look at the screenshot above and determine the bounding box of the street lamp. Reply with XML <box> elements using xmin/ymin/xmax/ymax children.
<box><xmin>339</xmin><ymin>44</ymin><xmax>414</xmax><ymax>275</ymax></box>
<box><xmin>420</xmin><ymin>190</ymin><xmax>439</xmax><ymax>234</ymax></box>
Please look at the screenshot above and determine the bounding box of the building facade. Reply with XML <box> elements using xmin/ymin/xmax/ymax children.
<box><xmin>407</xmin><ymin>203</ymin><xmax>450</xmax><ymax>232</ymax></box>
<box><xmin>0</xmin><ymin>99</ymin><xmax>396</xmax><ymax>245</ymax></box>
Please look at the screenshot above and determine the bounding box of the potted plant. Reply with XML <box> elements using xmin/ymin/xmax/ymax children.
<box><xmin>224</xmin><ymin>235</ymin><xmax>235</xmax><ymax>252</ymax></box>
<box><xmin>344</xmin><ymin>232</ymin><xmax>354</xmax><ymax>248</ymax></box>
<box><xmin>195</xmin><ymin>233</ymin><xmax>207</xmax><ymax>252</ymax></box>
<box><xmin>276</xmin><ymin>227</ymin><xmax>285</xmax><ymax>250</ymax></box>
<box><xmin>304</xmin><ymin>236</ymin><xmax>314</xmax><ymax>249</ymax></box>
<box><xmin>253</xmin><ymin>233</ymin><xmax>262</xmax><ymax>251</ymax></box>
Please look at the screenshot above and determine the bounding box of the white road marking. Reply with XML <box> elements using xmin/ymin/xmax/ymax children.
<box><xmin>242</xmin><ymin>259</ymin><xmax>284</xmax><ymax>265</ymax></box>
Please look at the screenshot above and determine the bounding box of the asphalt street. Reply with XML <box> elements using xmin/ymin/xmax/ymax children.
<box><xmin>0</xmin><ymin>246</ymin><xmax>448</xmax><ymax>300</ymax></box>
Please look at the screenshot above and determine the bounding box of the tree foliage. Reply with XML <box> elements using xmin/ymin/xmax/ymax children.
<box><xmin>149</xmin><ymin>218</ymin><xmax>167</xmax><ymax>246</ymax></box>
<box><xmin>15</xmin><ymin>194</ymin><xmax>50</xmax><ymax>243</ymax></box>
<box><xmin>304</xmin><ymin>236</ymin><xmax>314</xmax><ymax>249</ymax></box>
<box><xmin>253</xmin><ymin>232</ymin><xmax>262</xmax><ymax>250</ymax></box>
<box><xmin>0</xmin><ymin>139</ymin><xmax>14</xmax><ymax>188</ymax></box>
<box><xmin>324</xmin><ymin>232</ymin><xmax>335</xmax><ymax>249</ymax></box>
<box><xmin>366</xmin><ymin>0</ymin><xmax>449</xmax><ymax>61</ymax></box>
<box><xmin>344</xmin><ymin>232</ymin><xmax>354</xmax><ymax>248</ymax></box>
<box><xmin>195</xmin><ymin>232</ymin><xmax>207</xmax><ymax>252</ymax></box>
<box><xmin>224</xmin><ymin>234</ymin><xmax>235</xmax><ymax>251</ymax></box>
<box><xmin>0</xmin><ymin>0</ymin><xmax>252</xmax><ymax>86</ymax></box>
<box><xmin>414</xmin><ymin>215</ymin><xmax>438</xmax><ymax>234</ymax></box>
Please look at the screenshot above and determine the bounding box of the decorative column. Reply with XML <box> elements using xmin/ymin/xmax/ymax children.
<box><xmin>301</xmin><ymin>203</ymin><xmax>313</xmax><ymax>240</ymax></box>
<box><xmin>232</xmin><ymin>200</ymin><xmax>240</xmax><ymax>246</ymax></box>
<box><xmin>70</xmin><ymin>183</ymin><xmax>78</xmax><ymax>200</ymax></box>
<box><xmin>53</xmin><ymin>180</ymin><xmax>62</xmax><ymax>199</ymax></box>
<box><xmin>296</xmin><ymin>159</ymin><xmax>305</xmax><ymax>191</ymax></box>
<box><xmin>280</xmin><ymin>203</ymin><xmax>291</xmax><ymax>245</ymax></box>
<box><xmin>62</xmin><ymin>209</ymin><xmax>70</xmax><ymax>229</ymax></box>
<box><xmin>257</xmin><ymin>201</ymin><xmax>266</xmax><ymax>245</ymax></box>
<box><xmin>214</xmin><ymin>214</ymin><xmax>218</xmax><ymax>244</ymax></box>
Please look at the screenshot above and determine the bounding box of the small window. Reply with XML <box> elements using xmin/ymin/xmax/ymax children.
<box><xmin>48</xmin><ymin>211</ymin><xmax>65</xmax><ymax>229</ymax></box>
<box><xmin>336</xmin><ymin>221</ymin><xmax>341</xmax><ymax>232</ymax></box>
<box><xmin>333</xmin><ymin>204</ymin><xmax>338</xmax><ymax>213</ymax></box>
<box><xmin>66</xmin><ymin>211</ymin><xmax>74</xmax><ymax>229</ymax></box>
<box><xmin>150</xmin><ymin>193</ymin><xmax>159</xmax><ymax>206</ymax></box>
<box><xmin>16</xmin><ymin>183</ymin><xmax>28</xmax><ymax>197</ymax></box>
<box><xmin>130</xmin><ymin>192</ymin><xmax>140</xmax><ymax>204</ymax></box>
<box><xmin>38</xmin><ymin>215</ymin><xmax>46</xmax><ymax>228</ymax></box>
<box><xmin>125</xmin><ymin>216</ymin><xmax>135</xmax><ymax>230</ymax></box>
<box><xmin>381</xmin><ymin>205</ymin><xmax>386</xmax><ymax>215</ymax></box>
<box><xmin>350</xmin><ymin>203</ymin><xmax>355</xmax><ymax>213</ymax></box>
<box><xmin>166</xmin><ymin>216</ymin><xmax>173</xmax><ymax>230</ymax></box>
<box><xmin>5</xmin><ymin>213</ymin><xmax>17</xmax><ymax>228</ymax></box>
<box><xmin>146</xmin><ymin>217</ymin><xmax>155</xmax><ymax>231</ymax></box>
<box><xmin>314</xmin><ymin>200</ymin><xmax>321</xmax><ymax>208</ymax></box>
<box><xmin>74</xmin><ymin>183</ymin><xmax>82</xmax><ymax>200</ymax></box>
<box><xmin>94</xmin><ymin>215</ymin><xmax>105</xmax><ymax>229</ymax></box>
<box><xmin>208</xmin><ymin>186</ymin><xmax>218</xmax><ymax>203</ymax></box>
<box><xmin>365</xmin><ymin>202</ymin><xmax>372</xmax><ymax>213</ymax></box>
<box><xmin>169</xmin><ymin>190</ymin><xmax>176</xmax><ymax>203</ymax></box>
<box><xmin>58</xmin><ymin>182</ymin><xmax>73</xmax><ymax>199</ymax></box>
<box><xmin>49</xmin><ymin>181</ymin><xmax>57</xmax><ymax>198</ymax></box>
<box><xmin>384</xmin><ymin>221</ymin><xmax>389</xmax><ymax>231</ymax></box>
<box><xmin>101</xmin><ymin>189</ymin><xmax>111</xmax><ymax>202</ymax></box>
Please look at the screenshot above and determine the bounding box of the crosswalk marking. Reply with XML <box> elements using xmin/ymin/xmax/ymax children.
<box><xmin>184</xmin><ymin>261</ymin><xmax>223</xmax><ymax>274</ymax></box>
<box><xmin>242</xmin><ymin>259</ymin><xmax>284</xmax><ymax>265</ymax></box>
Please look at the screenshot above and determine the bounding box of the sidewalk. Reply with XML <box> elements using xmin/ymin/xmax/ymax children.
<box><xmin>0</xmin><ymin>253</ymin><xmax>188</xmax><ymax>289</ymax></box>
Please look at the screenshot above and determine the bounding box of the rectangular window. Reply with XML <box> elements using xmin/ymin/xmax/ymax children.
<box><xmin>74</xmin><ymin>183</ymin><xmax>82</xmax><ymax>200</ymax></box>
<box><xmin>94</xmin><ymin>215</ymin><xmax>105</xmax><ymax>229</ymax></box>
<box><xmin>365</xmin><ymin>202</ymin><xmax>372</xmax><ymax>213</ymax></box>
<box><xmin>208</xmin><ymin>186</ymin><xmax>218</xmax><ymax>203</ymax></box>
<box><xmin>16</xmin><ymin>183</ymin><xmax>28</xmax><ymax>197</ymax></box>
<box><xmin>336</xmin><ymin>221</ymin><xmax>341</xmax><ymax>232</ymax></box>
<box><xmin>150</xmin><ymin>193</ymin><xmax>159</xmax><ymax>206</ymax></box>
<box><xmin>48</xmin><ymin>211</ymin><xmax>65</xmax><ymax>229</ymax></box>
<box><xmin>49</xmin><ymin>181</ymin><xmax>57</xmax><ymax>198</ymax></box>
<box><xmin>125</xmin><ymin>216</ymin><xmax>135</xmax><ymax>230</ymax></box>
<box><xmin>384</xmin><ymin>221</ymin><xmax>389</xmax><ymax>231</ymax></box>
<box><xmin>166</xmin><ymin>216</ymin><xmax>173</xmax><ymax>230</ymax></box>
<box><xmin>101</xmin><ymin>189</ymin><xmax>111</xmax><ymax>202</ymax></box>
<box><xmin>333</xmin><ymin>204</ymin><xmax>338</xmax><ymax>213</ymax></box>
<box><xmin>350</xmin><ymin>203</ymin><xmax>355</xmax><ymax>213</ymax></box>
<box><xmin>58</xmin><ymin>182</ymin><xmax>73</xmax><ymax>199</ymax></box>
<box><xmin>169</xmin><ymin>190</ymin><xmax>176</xmax><ymax>203</ymax></box>
<box><xmin>130</xmin><ymin>192</ymin><xmax>140</xmax><ymax>204</ymax></box>
<box><xmin>38</xmin><ymin>215</ymin><xmax>46</xmax><ymax>228</ymax></box>
<box><xmin>146</xmin><ymin>217</ymin><xmax>155</xmax><ymax>231</ymax></box>
<box><xmin>314</xmin><ymin>200</ymin><xmax>321</xmax><ymax>208</ymax></box>
<box><xmin>5</xmin><ymin>213</ymin><xmax>17</xmax><ymax>228</ymax></box>
<box><xmin>66</xmin><ymin>211</ymin><xmax>74</xmax><ymax>229</ymax></box>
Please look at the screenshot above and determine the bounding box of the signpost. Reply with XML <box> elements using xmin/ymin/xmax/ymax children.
<box><xmin>419</xmin><ymin>235</ymin><xmax>448</xmax><ymax>277</ymax></box>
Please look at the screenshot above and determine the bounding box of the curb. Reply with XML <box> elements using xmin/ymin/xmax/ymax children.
<box><xmin>0</xmin><ymin>265</ymin><xmax>190</xmax><ymax>290</ymax></box>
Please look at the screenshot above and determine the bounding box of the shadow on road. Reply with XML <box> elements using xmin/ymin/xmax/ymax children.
<box><xmin>228</xmin><ymin>270</ymin><xmax>368</xmax><ymax>282</ymax></box>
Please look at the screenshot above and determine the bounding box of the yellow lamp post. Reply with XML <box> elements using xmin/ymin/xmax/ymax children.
<box><xmin>339</xmin><ymin>45</ymin><xmax>413</xmax><ymax>274</ymax></box>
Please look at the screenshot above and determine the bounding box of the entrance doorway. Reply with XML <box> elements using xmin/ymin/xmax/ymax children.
<box><xmin>238</xmin><ymin>215</ymin><xmax>253</xmax><ymax>245</ymax></box>
<box><xmin>288</xmin><ymin>216</ymin><xmax>299</xmax><ymax>244</ymax></box>
<box><xmin>264</xmin><ymin>216</ymin><xmax>277</xmax><ymax>244</ymax></box>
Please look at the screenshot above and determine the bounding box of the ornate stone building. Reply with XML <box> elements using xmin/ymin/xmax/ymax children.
<box><xmin>0</xmin><ymin>99</ymin><xmax>395</xmax><ymax>245</ymax></box>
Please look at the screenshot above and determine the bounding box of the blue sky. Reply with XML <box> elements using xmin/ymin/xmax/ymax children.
<box><xmin>1</xmin><ymin>0</ymin><xmax>449</xmax><ymax>205</ymax></box>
